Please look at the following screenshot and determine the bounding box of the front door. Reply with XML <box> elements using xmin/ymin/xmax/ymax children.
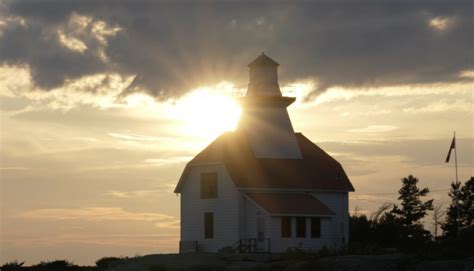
<box><xmin>256</xmin><ymin>217</ymin><xmax>266</xmax><ymax>252</ymax></box>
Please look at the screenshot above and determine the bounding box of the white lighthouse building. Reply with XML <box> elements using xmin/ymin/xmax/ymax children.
<box><xmin>174</xmin><ymin>53</ymin><xmax>355</xmax><ymax>253</ymax></box>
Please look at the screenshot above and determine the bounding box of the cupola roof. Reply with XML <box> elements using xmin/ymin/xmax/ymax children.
<box><xmin>248</xmin><ymin>52</ymin><xmax>279</xmax><ymax>67</ymax></box>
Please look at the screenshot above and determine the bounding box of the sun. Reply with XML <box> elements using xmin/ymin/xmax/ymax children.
<box><xmin>173</xmin><ymin>82</ymin><xmax>241</xmax><ymax>139</ymax></box>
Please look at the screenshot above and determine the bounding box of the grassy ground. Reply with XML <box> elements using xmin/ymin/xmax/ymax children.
<box><xmin>3</xmin><ymin>253</ymin><xmax>473</xmax><ymax>271</ymax></box>
<box><xmin>107</xmin><ymin>253</ymin><xmax>473</xmax><ymax>271</ymax></box>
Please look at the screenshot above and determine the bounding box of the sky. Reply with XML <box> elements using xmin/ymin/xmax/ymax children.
<box><xmin>1</xmin><ymin>0</ymin><xmax>473</xmax><ymax>265</ymax></box>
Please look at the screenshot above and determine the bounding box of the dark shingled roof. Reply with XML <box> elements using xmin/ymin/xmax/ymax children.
<box><xmin>175</xmin><ymin>132</ymin><xmax>355</xmax><ymax>192</ymax></box>
<box><xmin>248</xmin><ymin>53</ymin><xmax>280</xmax><ymax>67</ymax></box>
<box><xmin>245</xmin><ymin>192</ymin><xmax>335</xmax><ymax>216</ymax></box>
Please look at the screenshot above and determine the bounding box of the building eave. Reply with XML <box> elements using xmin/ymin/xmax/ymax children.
<box><xmin>237</xmin><ymin>187</ymin><xmax>354</xmax><ymax>193</ymax></box>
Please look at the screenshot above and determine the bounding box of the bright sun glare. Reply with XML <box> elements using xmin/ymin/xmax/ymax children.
<box><xmin>173</xmin><ymin>83</ymin><xmax>241</xmax><ymax>139</ymax></box>
<box><xmin>124</xmin><ymin>80</ymin><xmax>316</xmax><ymax>141</ymax></box>
<box><xmin>123</xmin><ymin>82</ymin><xmax>241</xmax><ymax>140</ymax></box>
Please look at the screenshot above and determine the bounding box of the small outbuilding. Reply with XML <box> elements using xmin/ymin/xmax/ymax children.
<box><xmin>174</xmin><ymin>53</ymin><xmax>355</xmax><ymax>253</ymax></box>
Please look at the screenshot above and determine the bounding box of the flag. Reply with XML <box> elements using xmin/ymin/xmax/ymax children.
<box><xmin>445</xmin><ymin>136</ymin><xmax>456</xmax><ymax>163</ymax></box>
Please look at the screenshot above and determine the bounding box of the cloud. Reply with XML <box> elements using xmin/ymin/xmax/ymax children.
<box><xmin>144</xmin><ymin>156</ymin><xmax>192</xmax><ymax>166</ymax></box>
<box><xmin>349</xmin><ymin>125</ymin><xmax>399</xmax><ymax>133</ymax></box>
<box><xmin>57</xmin><ymin>30</ymin><xmax>87</xmax><ymax>53</ymax></box>
<box><xmin>155</xmin><ymin>220</ymin><xmax>180</xmax><ymax>229</ymax></box>
<box><xmin>108</xmin><ymin>133</ymin><xmax>171</xmax><ymax>142</ymax></box>
<box><xmin>428</xmin><ymin>16</ymin><xmax>456</xmax><ymax>31</ymax></box>
<box><xmin>459</xmin><ymin>70</ymin><xmax>474</xmax><ymax>78</ymax></box>
<box><xmin>403</xmin><ymin>99</ymin><xmax>472</xmax><ymax>114</ymax></box>
<box><xmin>313</xmin><ymin>82</ymin><xmax>473</xmax><ymax>105</ymax></box>
<box><xmin>320</xmin><ymin>138</ymin><xmax>473</xmax><ymax>167</ymax></box>
<box><xmin>105</xmin><ymin>185</ymin><xmax>176</xmax><ymax>198</ymax></box>
<box><xmin>0</xmin><ymin>65</ymin><xmax>134</xmax><ymax>110</ymax></box>
<box><xmin>20</xmin><ymin>207</ymin><xmax>173</xmax><ymax>222</ymax></box>
<box><xmin>0</xmin><ymin>1</ymin><xmax>472</xmax><ymax>99</ymax></box>
<box><xmin>3</xmin><ymin>233</ymin><xmax>179</xmax><ymax>249</ymax></box>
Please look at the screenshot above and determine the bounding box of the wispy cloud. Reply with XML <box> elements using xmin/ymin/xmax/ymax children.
<box><xmin>108</xmin><ymin>133</ymin><xmax>172</xmax><ymax>142</ymax></box>
<box><xmin>3</xmin><ymin>233</ymin><xmax>179</xmax><ymax>248</ymax></box>
<box><xmin>403</xmin><ymin>99</ymin><xmax>472</xmax><ymax>114</ymax></box>
<box><xmin>155</xmin><ymin>220</ymin><xmax>180</xmax><ymax>229</ymax></box>
<box><xmin>105</xmin><ymin>183</ymin><xmax>176</xmax><ymax>198</ymax></box>
<box><xmin>0</xmin><ymin>167</ymin><xmax>30</xmax><ymax>171</ymax></box>
<box><xmin>106</xmin><ymin>189</ymin><xmax>165</xmax><ymax>198</ymax></box>
<box><xmin>349</xmin><ymin>125</ymin><xmax>399</xmax><ymax>133</ymax></box>
<box><xmin>314</xmin><ymin>82</ymin><xmax>473</xmax><ymax>105</ymax></box>
<box><xmin>458</xmin><ymin>70</ymin><xmax>474</xmax><ymax>78</ymax></box>
<box><xmin>20</xmin><ymin>207</ymin><xmax>173</xmax><ymax>222</ymax></box>
<box><xmin>144</xmin><ymin>156</ymin><xmax>191</xmax><ymax>166</ymax></box>
<box><xmin>428</xmin><ymin>16</ymin><xmax>456</xmax><ymax>31</ymax></box>
<box><xmin>72</xmin><ymin>137</ymin><xmax>98</xmax><ymax>142</ymax></box>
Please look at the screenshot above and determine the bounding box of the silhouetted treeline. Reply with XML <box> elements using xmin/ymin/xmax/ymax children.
<box><xmin>3</xmin><ymin>176</ymin><xmax>472</xmax><ymax>270</ymax></box>
<box><xmin>350</xmin><ymin>175</ymin><xmax>474</xmax><ymax>258</ymax></box>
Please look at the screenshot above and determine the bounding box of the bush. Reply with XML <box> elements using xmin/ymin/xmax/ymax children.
<box><xmin>1</xmin><ymin>260</ymin><xmax>25</xmax><ymax>271</ymax></box>
<box><xmin>32</xmin><ymin>260</ymin><xmax>77</xmax><ymax>270</ymax></box>
<box><xmin>345</xmin><ymin>242</ymin><xmax>383</xmax><ymax>255</ymax></box>
<box><xmin>95</xmin><ymin>256</ymin><xmax>125</xmax><ymax>269</ymax></box>
<box><xmin>281</xmin><ymin>247</ymin><xmax>313</xmax><ymax>261</ymax></box>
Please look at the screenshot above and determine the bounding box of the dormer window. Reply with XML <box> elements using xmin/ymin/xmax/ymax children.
<box><xmin>200</xmin><ymin>172</ymin><xmax>217</xmax><ymax>199</ymax></box>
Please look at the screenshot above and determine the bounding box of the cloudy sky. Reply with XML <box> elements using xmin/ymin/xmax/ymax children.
<box><xmin>1</xmin><ymin>0</ymin><xmax>473</xmax><ymax>265</ymax></box>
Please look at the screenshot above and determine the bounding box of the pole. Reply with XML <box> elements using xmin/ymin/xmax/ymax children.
<box><xmin>454</xmin><ymin>131</ymin><xmax>458</xmax><ymax>184</ymax></box>
<box><xmin>453</xmin><ymin>131</ymin><xmax>460</xmax><ymax>238</ymax></box>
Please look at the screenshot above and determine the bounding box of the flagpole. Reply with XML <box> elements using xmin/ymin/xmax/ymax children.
<box><xmin>453</xmin><ymin>131</ymin><xmax>460</xmax><ymax>238</ymax></box>
<box><xmin>454</xmin><ymin>131</ymin><xmax>458</xmax><ymax>184</ymax></box>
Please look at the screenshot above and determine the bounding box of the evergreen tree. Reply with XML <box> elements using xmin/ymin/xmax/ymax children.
<box><xmin>391</xmin><ymin>175</ymin><xmax>433</xmax><ymax>237</ymax></box>
<box><xmin>459</xmin><ymin>177</ymin><xmax>474</xmax><ymax>229</ymax></box>
<box><xmin>442</xmin><ymin>181</ymin><xmax>462</xmax><ymax>238</ymax></box>
<box><xmin>442</xmin><ymin>177</ymin><xmax>474</xmax><ymax>238</ymax></box>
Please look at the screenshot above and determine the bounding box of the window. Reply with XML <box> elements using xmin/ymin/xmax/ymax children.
<box><xmin>281</xmin><ymin>217</ymin><xmax>291</xmax><ymax>238</ymax></box>
<box><xmin>200</xmin><ymin>172</ymin><xmax>217</xmax><ymax>199</ymax></box>
<box><xmin>311</xmin><ymin>217</ymin><xmax>321</xmax><ymax>238</ymax></box>
<box><xmin>204</xmin><ymin>212</ymin><xmax>214</xmax><ymax>239</ymax></box>
<box><xmin>296</xmin><ymin>217</ymin><xmax>306</xmax><ymax>238</ymax></box>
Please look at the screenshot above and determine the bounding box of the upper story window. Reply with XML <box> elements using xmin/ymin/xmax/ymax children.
<box><xmin>200</xmin><ymin>172</ymin><xmax>217</xmax><ymax>199</ymax></box>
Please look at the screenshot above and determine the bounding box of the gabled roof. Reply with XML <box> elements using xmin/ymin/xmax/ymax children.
<box><xmin>248</xmin><ymin>53</ymin><xmax>279</xmax><ymax>67</ymax></box>
<box><xmin>174</xmin><ymin>132</ymin><xmax>355</xmax><ymax>193</ymax></box>
<box><xmin>244</xmin><ymin>192</ymin><xmax>335</xmax><ymax>216</ymax></box>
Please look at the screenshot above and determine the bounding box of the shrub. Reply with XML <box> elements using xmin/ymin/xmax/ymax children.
<box><xmin>1</xmin><ymin>260</ymin><xmax>25</xmax><ymax>271</ymax></box>
<box><xmin>32</xmin><ymin>260</ymin><xmax>77</xmax><ymax>270</ymax></box>
<box><xmin>95</xmin><ymin>256</ymin><xmax>124</xmax><ymax>269</ymax></box>
<box><xmin>281</xmin><ymin>247</ymin><xmax>313</xmax><ymax>261</ymax></box>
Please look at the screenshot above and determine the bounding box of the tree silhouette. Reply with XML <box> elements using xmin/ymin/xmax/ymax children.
<box><xmin>442</xmin><ymin>177</ymin><xmax>474</xmax><ymax>238</ymax></box>
<box><xmin>432</xmin><ymin>203</ymin><xmax>445</xmax><ymax>239</ymax></box>
<box><xmin>390</xmin><ymin>175</ymin><xmax>433</xmax><ymax>240</ymax></box>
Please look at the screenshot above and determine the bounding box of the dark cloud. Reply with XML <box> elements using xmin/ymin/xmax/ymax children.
<box><xmin>1</xmin><ymin>0</ymin><xmax>472</xmax><ymax>99</ymax></box>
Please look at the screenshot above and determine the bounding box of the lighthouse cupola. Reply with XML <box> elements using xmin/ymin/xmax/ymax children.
<box><xmin>247</xmin><ymin>52</ymin><xmax>282</xmax><ymax>97</ymax></box>
<box><xmin>238</xmin><ymin>53</ymin><xmax>302</xmax><ymax>159</ymax></box>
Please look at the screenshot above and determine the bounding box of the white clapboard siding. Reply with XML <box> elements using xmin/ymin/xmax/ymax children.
<box><xmin>241</xmin><ymin>191</ymin><xmax>347</xmax><ymax>253</ymax></box>
<box><xmin>180</xmin><ymin>164</ymin><xmax>240</xmax><ymax>252</ymax></box>
<box><xmin>310</xmin><ymin>192</ymin><xmax>349</xmax><ymax>248</ymax></box>
<box><xmin>242</xmin><ymin>195</ymin><xmax>271</xmax><ymax>240</ymax></box>
<box><xmin>179</xmin><ymin>241</ymin><xmax>198</xmax><ymax>254</ymax></box>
